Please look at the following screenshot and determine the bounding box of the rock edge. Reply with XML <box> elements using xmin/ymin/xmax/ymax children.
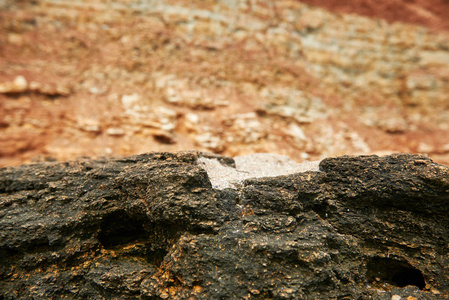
<box><xmin>0</xmin><ymin>151</ymin><xmax>448</xmax><ymax>299</ymax></box>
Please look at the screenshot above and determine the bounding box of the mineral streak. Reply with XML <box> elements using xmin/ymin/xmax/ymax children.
<box><xmin>0</xmin><ymin>151</ymin><xmax>448</xmax><ymax>299</ymax></box>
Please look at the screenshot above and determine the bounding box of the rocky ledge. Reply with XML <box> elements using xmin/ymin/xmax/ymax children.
<box><xmin>0</xmin><ymin>152</ymin><xmax>448</xmax><ymax>299</ymax></box>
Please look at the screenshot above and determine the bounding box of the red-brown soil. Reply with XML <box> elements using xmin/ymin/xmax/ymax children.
<box><xmin>1</xmin><ymin>0</ymin><xmax>449</xmax><ymax>167</ymax></box>
<box><xmin>300</xmin><ymin>0</ymin><xmax>449</xmax><ymax>32</ymax></box>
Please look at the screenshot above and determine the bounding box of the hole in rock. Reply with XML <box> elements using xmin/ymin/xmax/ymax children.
<box><xmin>146</xmin><ymin>248</ymin><xmax>168</xmax><ymax>266</ymax></box>
<box><xmin>98</xmin><ymin>210</ymin><xmax>148</xmax><ymax>248</ymax></box>
<box><xmin>0</xmin><ymin>247</ymin><xmax>20</xmax><ymax>262</ymax></box>
<box><xmin>366</xmin><ymin>257</ymin><xmax>426</xmax><ymax>290</ymax></box>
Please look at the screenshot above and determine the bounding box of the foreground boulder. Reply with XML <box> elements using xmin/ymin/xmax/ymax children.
<box><xmin>0</xmin><ymin>152</ymin><xmax>448</xmax><ymax>299</ymax></box>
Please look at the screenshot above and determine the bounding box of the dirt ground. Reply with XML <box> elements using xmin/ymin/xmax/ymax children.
<box><xmin>1</xmin><ymin>0</ymin><xmax>449</xmax><ymax>167</ymax></box>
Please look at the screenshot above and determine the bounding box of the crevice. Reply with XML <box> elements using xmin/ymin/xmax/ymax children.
<box><xmin>146</xmin><ymin>248</ymin><xmax>168</xmax><ymax>266</ymax></box>
<box><xmin>366</xmin><ymin>257</ymin><xmax>426</xmax><ymax>290</ymax></box>
<box><xmin>98</xmin><ymin>210</ymin><xmax>148</xmax><ymax>248</ymax></box>
<box><xmin>0</xmin><ymin>247</ymin><xmax>20</xmax><ymax>263</ymax></box>
<box><xmin>97</xmin><ymin>213</ymin><xmax>186</xmax><ymax>268</ymax></box>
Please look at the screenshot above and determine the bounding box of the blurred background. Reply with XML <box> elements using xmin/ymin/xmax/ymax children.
<box><xmin>1</xmin><ymin>0</ymin><xmax>449</xmax><ymax>167</ymax></box>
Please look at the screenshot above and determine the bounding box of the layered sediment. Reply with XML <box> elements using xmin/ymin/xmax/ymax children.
<box><xmin>1</xmin><ymin>0</ymin><xmax>449</xmax><ymax>167</ymax></box>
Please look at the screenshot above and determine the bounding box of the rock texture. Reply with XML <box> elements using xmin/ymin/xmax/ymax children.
<box><xmin>1</xmin><ymin>0</ymin><xmax>449</xmax><ymax>167</ymax></box>
<box><xmin>1</xmin><ymin>151</ymin><xmax>448</xmax><ymax>299</ymax></box>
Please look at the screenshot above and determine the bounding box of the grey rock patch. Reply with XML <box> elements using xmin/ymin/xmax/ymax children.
<box><xmin>197</xmin><ymin>153</ymin><xmax>321</xmax><ymax>189</ymax></box>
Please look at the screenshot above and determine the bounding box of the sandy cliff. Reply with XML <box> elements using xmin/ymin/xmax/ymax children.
<box><xmin>1</xmin><ymin>0</ymin><xmax>449</xmax><ymax>166</ymax></box>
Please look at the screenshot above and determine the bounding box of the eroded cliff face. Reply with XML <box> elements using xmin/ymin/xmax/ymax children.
<box><xmin>1</xmin><ymin>152</ymin><xmax>448</xmax><ymax>299</ymax></box>
<box><xmin>1</xmin><ymin>0</ymin><xmax>449</xmax><ymax>167</ymax></box>
<box><xmin>299</xmin><ymin>0</ymin><xmax>449</xmax><ymax>32</ymax></box>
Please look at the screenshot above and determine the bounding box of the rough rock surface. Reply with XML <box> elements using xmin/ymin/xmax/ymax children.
<box><xmin>1</xmin><ymin>151</ymin><xmax>448</xmax><ymax>299</ymax></box>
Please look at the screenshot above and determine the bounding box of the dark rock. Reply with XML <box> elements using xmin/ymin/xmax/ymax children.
<box><xmin>0</xmin><ymin>151</ymin><xmax>448</xmax><ymax>299</ymax></box>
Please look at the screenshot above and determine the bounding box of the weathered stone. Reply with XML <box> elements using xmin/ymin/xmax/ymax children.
<box><xmin>0</xmin><ymin>152</ymin><xmax>448</xmax><ymax>299</ymax></box>
<box><xmin>0</xmin><ymin>76</ymin><xmax>70</xmax><ymax>96</ymax></box>
<box><xmin>0</xmin><ymin>76</ymin><xmax>27</xmax><ymax>94</ymax></box>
